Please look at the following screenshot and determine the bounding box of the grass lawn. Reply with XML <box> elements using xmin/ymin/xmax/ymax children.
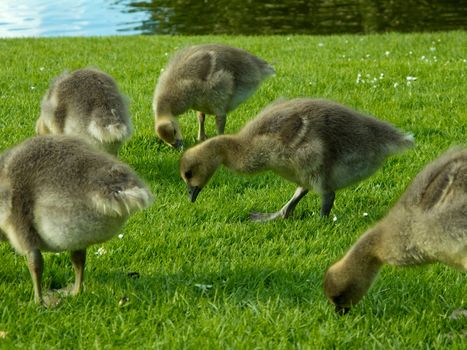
<box><xmin>0</xmin><ymin>31</ymin><xmax>466</xmax><ymax>349</ymax></box>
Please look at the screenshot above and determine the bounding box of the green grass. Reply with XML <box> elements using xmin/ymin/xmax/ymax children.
<box><xmin>0</xmin><ymin>32</ymin><xmax>466</xmax><ymax>349</ymax></box>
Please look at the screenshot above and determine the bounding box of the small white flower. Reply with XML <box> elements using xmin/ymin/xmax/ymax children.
<box><xmin>356</xmin><ymin>73</ymin><xmax>362</xmax><ymax>84</ymax></box>
<box><xmin>164</xmin><ymin>52</ymin><xmax>169</xmax><ymax>56</ymax></box>
<box><xmin>318</xmin><ymin>42</ymin><xmax>324</xmax><ymax>47</ymax></box>
<box><xmin>118</xmin><ymin>234</ymin><xmax>124</xmax><ymax>239</ymax></box>
<box><xmin>195</xmin><ymin>283</ymin><xmax>213</xmax><ymax>292</ymax></box>
<box><xmin>160</xmin><ymin>68</ymin><xmax>164</xmax><ymax>72</ymax></box>
<box><xmin>384</xmin><ymin>51</ymin><xmax>390</xmax><ymax>56</ymax></box>
<box><xmin>393</xmin><ymin>82</ymin><xmax>399</xmax><ymax>88</ymax></box>
<box><xmin>39</xmin><ymin>67</ymin><xmax>45</xmax><ymax>71</ymax></box>
<box><xmin>430</xmin><ymin>47</ymin><xmax>436</xmax><ymax>52</ymax></box>
<box><xmin>450</xmin><ymin>308</ymin><xmax>467</xmax><ymax>320</ymax></box>
<box><xmin>366</xmin><ymin>54</ymin><xmax>370</xmax><ymax>58</ymax></box>
<box><xmin>95</xmin><ymin>247</ymin><xmax>107</xmax><ymax>256</ymax></box>
<box><xmin>118</xmin><ymin>296</ymin><xmax>129</xmax><ymax>307</ymax></box>
<box><xmin>333</xmin><ymin>215</ymin><xmax>338</xmax><ymax>222</ymax></box>
<box><xmin>0</xmin><ymin>331</ymin><xmax>7</xmax><ymax>339</ymax></box>
<box><xmin>379</xmin><ymin>73</ymin><xmax>384</xmax><ymax>79</ymax></box>
<box><xmin>406</xmin><ymin>76</ymin><xmax>417</xmax><ymax>81</ymax></box>
<box><xmin>363</xmin><ymin>212</ymin><xmax>369</xmax><ymax>217</ymax></box>
<box><xmin>30</xmin><ymin>86</ymin><xmax>36</xmax><ymax>90</ymax></box>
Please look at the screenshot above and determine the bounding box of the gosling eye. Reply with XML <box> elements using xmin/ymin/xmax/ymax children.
<box><xmin>185</xmin><ymin>170</ymin><xmax>193</xmax><ymax>179</ymax></box>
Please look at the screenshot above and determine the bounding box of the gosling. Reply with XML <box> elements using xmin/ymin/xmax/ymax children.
<box><xmin>153</xmin><ymin>43</ymin><xmax>275</xmax><ymax>148</ymax></box>
<box><xmin>324</xmin><ymin>147</ymin><xmax>466</xmax><ymax>314</ymax></box>
<box><xmin>36</xmin><ymin>68</ymin><xmax>132</xmax><ymax>155</ymax></box>
<box><xmin>0</xmin><ymin>136</ymin><xmax>153</xmax><ymax>306</ymax></box>
<box><xmin>180</xmin><ymin>98</ymin><xmax>414</xmax><ymax>221</ymax></box>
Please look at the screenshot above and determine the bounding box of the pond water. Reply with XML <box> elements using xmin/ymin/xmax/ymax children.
<box><xmin>1</xmin><ymin>0</ymin><xmax>465</xmax><ymax>37</ymax></box>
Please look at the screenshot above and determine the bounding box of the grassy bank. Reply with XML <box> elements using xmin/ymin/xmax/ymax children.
<box><xmin>0</xmin><ymin>31</ymin><xmax>466</xmax><ymax>349</ymax></box>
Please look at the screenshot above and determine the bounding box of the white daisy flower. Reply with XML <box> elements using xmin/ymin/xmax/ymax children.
<box><xmin>95</xmin><ymin>247</ymin><xmax>107</xmax><ymax>256</ymax></box>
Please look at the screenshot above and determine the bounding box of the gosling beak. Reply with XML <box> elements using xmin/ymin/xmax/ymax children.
<box><xmin>334</xmin><ymin>305</ymin><xmax>351</xmax><ymax>315</ymax></box>
<box><xmin>187</xmin><ymin>185</ymin><xmax>201</xmax><ymax>203</ymax></box>
<box><xmin>172</xmin><ymin>139</ymin><xmax>184</xmax><ymax>150</ymax></box>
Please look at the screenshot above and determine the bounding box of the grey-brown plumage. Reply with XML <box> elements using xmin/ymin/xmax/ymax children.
<box><xmin>0</xmin><ymin>136</ymin><xmax>153</xmax><ymax>306</ymax></box>
<box><xmin>153</xmin><ymin>43</ymin><xmax>275</xmax><ymax>148</ymax></box>
<box><xmin>324</xmin><ymin>147</ymin><xmax>467</xmax><ymax>313</ymax></box>
<box><xmin>180</xmin><ymin>98</ymin><xmax>414</xmax><ymax>220</ymax></box>
<box><xmin>36</xmin><ymin>68</ymin><xmax>132</xmax><ymax>155</ymax></box>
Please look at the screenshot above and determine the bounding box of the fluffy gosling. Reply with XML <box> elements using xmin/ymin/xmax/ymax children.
<box><xmin>0</xmin><ymin>136</ymin><xmax>153</xmax><ymax>306</ymax></box>
<box><xmin>324</xmin><ymin>147</ymin><xmax>466</xmax><ymax>314</ymax></box>
<box><xmin>180</xmin><ymin>98</ymin><xmax>414</xmax><ymax>221</ymax></box>
<box><xmin>153</xmin><ymin>43</ymin><xmax>275</xmax><ymax>148</ymax></box>
<box><xmin>36</xmin><ymin>68</ymin><xmax>132</xmax><ymax>155</ymax></box>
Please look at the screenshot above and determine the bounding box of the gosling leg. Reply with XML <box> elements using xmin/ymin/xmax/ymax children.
<box><xmin>197</xmin><ymin>112</ymin><xmax>207</xmax><ymax>141</ymax></box>
<box><xmin>39</xmin><ymin>249</ymin><xmax>86</xmax><ymax>307</ymax></box>
<box><xmin>215</xmin><ymin>114</ymin><xmax>227</xmax><ymax>135</ymax></box>
<box><xmin>53</xmin><ymin>249</ymin><xmax>86</xmax><ymax>296</ymax></box>
<box><xmin>70</xmin><ymin>249</ymin><xmax>86</xmax><ymax>296</ymax></box>
<box><xmin>250</xmin><ymin>187</ymin><xmax>309</xmax><ymax>222</ymax></box>
<box><xmin>27</xmin><ymin>249</ymin><xmax>44</xmax><ymax>305</ymax></box>
<box><xmin>320</xmin><ymin>191</ymin><xmax>336</xmax><ymax>217</ymax></box>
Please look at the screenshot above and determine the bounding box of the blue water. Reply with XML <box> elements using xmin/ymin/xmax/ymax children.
<box><xmin>0</xmin><ymin>0</ymin><xmax>150</xmax><ymax>37</ymax></box>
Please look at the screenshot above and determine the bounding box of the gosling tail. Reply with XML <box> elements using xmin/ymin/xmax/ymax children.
<box><xmin>387</xmin><ymin>133</ymin><xmax>415</xmax><ymax>155</ymax></box>
<box><xmin>90</xmin><ymin>166</ymin><xmax>153</xmax><ymax>217</ymax></box>
<box><xmin>88</xmin><ymin>108</ymin><xmax>132</xmax><ymax>143</ymax></box>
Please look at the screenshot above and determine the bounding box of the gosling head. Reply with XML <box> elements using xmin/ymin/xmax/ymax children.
<box><xmin>180</xmin><ymin>144</ymin><xmax>222</xmax><ymax>202</ymax></box>
<box><xmin>323</xmin><ymin>258</ymin><xmax>380</xmax><ymax>315</ymax></box>
<box><xmin>156</xmin><ymin>118</ymin><xmax>183</xmax><ymax>149</ymax></box>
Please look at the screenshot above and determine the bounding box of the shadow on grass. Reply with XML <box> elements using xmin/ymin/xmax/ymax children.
<box><xmin>90</xmin><ymin>266</ymin><xmax>324</xmax><ymax>308</ymax></box>
<box><xmin>83</xmin><ymin>264</ymin><xmax>467</xmax><ymax>319</ymax></box>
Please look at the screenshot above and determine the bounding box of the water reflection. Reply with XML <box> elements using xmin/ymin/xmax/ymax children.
<box><xmin>128</xmin><ymin>0</ymin><xmax>467</xmax><ymax>35</ymax></box>
<box><xmin>0</xmin><ymin>0</ymin><xmax>465</xmax><ymax>37</ymax></box>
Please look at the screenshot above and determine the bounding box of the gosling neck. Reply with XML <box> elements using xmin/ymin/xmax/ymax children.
<box><xmin>204</xmin><ymin>135</ymin><xmax>250</xmax><ymax>173</ymax></box>
<box><xmin>154</xmin><ymin>101</ymin><xmax>172</xmax><ymax>121</ymax></box>
<box><xmin>342</xmin><ymin>227</ymin><xmax>384</xmax><ymax>279</ymax></box>
<box><xmin>155</xmin><ymin>88</ymin><xmax>191</xmax><ymax>117</ymax></box>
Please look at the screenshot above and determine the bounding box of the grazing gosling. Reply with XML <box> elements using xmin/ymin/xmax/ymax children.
<box><xmin>36</xmin><ymin>68</ymin><xmax>132</xmax><ymax>155</ymax></box>
<box><xmin>153</xmin><ymin>43</ymin><xmax>275</xmax><ymax>148</ymax></box>
<box><xmin>180</xmin><ymin>98</ymin><xmax>414</xmax><ymax>221</ymax></box>
<box><xmin>0</xmin><ymin>136</ymin><xmax>153</xmax><ymax>306</ymax></box>
<box><xmin>324</xmin><ymin>147</ymin><xmax>467</xmax><ymax>314</ymax></box>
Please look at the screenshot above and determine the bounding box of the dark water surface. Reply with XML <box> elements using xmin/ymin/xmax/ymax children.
<box><xmin>0</xmin><ymin>0</ymin><xmax>465</xmax><ymax>37</ymax></box>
